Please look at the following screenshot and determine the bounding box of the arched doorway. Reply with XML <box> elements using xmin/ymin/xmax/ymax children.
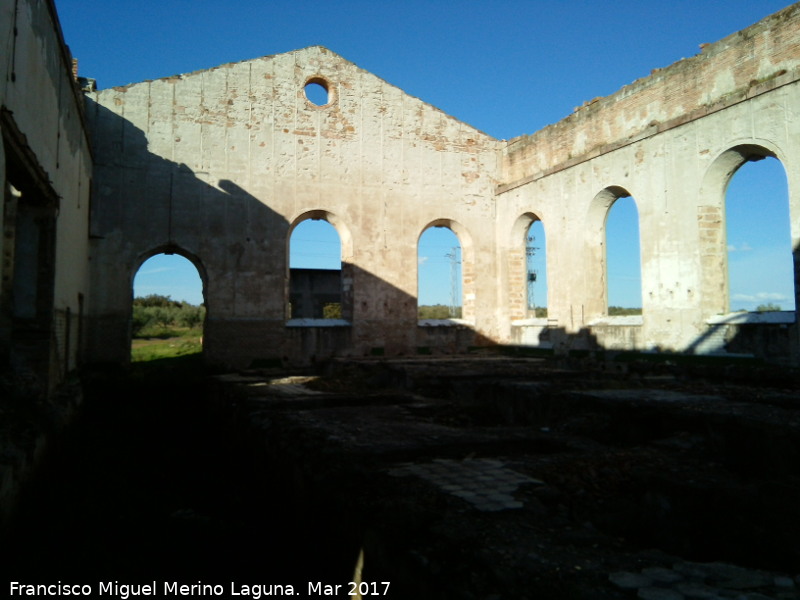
<box><xmin>130</xmin><ymin>251</ymin><xmax>206</xmax><ymax>361</ymax></box>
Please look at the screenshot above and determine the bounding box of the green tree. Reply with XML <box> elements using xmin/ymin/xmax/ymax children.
<box><xmin>151</xmin><ymin>306</ymin><xmax>175</xmax><ymax>329</ymax></box>
<box><xmin>131</xmin><ymin>305</ymin><xmax>154</xmax><ymax>336</ymax></box>
<box><xmin>418</xmin><ymin>304</ymin><xmax>462</xmax><ymax>319</ymax></box>
<box><xmin>134</xmin><ymin>294</ymin><xmax>180</xmax><ymax>308</ymax></box>
<box><xmin>756</xmin><ymin>303</ymin><xmax>781</xmax><ymax>312</ymax></box>
<box><xmin>178</xmin><ymin>305</ymin><xmax>205</xmax><ymax>328</ymax></box>
<box><xmin>608</xmin><ymin>306</ymin><xmax>643</xmax><ymax>316</ymax></box>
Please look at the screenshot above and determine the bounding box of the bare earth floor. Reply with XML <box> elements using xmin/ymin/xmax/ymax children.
<box><xmin>2</xmin><ymin>354</ymin><xmax>799</xmax><ymax>600</ymax></box>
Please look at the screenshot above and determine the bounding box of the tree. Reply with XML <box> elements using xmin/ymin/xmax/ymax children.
<box><xmin>755</xmin><ymin>303</ymin><xmax>781</xmax><ymax>312</ymax></box>
<box><xmin>134</xmin><ymin>294</ymin><xmax>180</xmax><ymax>308</ymax></box>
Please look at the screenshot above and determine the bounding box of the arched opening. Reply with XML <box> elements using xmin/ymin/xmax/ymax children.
<box><xmin>725</xmin><ymin>156</ymin><xmax>793</xmax><ymax>312</ymax></box>
<box><xmin>418</xmin><ymin>225</ymin><xmax>463</xmax><ymax>320</ymax></box>
<box><xmin>525</xmin><ymin>220</ymin><xmax>548</xmax><ymax>318</ymax></box>
<box><xmin>288</xmin><ymin>215</ymin><xmax>346</xmax><ymax>320</ymax></box>
<box><xmin>131</xmin><ymin>252</ymin><xmax>206</xmax><ymax>361</ymax></box>
<box><xmin>605</xmin><ymin>195</ymin><xmax>642</xmax><ymax>316</ymax></box>
<box><xmin>509</xmin><ymin>213</ymin><xmax>548</xmax><ymax>321</ymax></box>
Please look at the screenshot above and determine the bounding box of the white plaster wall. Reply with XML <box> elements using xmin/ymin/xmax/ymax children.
<box><xmin>87</xmin><ymin>47</ymin><xmax>502</xmax><ymax>365</ymax></box>
<box><xmin>1</xmin><ymin>0</ymin><xmax>93</xmax><ymax>374</ymax></box>
<box><xmin>85</xmin><ymin>6</ymin><xmax>800</xmax><ymax>365</ymax></box>
<box><xmin>496</xmin><ymin>79</ymin><xmax>800</xmax><ymax>354</ymax></box>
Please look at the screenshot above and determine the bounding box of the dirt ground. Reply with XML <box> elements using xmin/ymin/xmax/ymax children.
<box><xmin>218</xmin><ymin>355</ymin><xmax>800</xmax><ymax>599</ymax></box>
<box><xmin>3</xmin><ymin>354</ymin><xmax>798</xmax><ymax>599</ymax></box>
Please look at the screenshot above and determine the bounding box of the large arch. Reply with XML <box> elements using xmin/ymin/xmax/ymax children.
<box><xmin>418</xmin><ymin>219</ymin><xmax>476</xmax><ymax>322</ymax></box>
<box><xmin>697</xmin><ymin>142</ymin><xmax>796</xmax><ymax>318</ymax></box>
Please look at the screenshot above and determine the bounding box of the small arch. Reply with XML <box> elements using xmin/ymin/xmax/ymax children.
<box><xmin>585</xmin><ymin>186</ymin><xmax>642</xmax><ymax>319</ymax></box>
<box><xmin>288</xmin><ymin>209</ymin><xmax>353</xmax><ymax>261</ymax></box>
<box><xmin>287</xmin><ymin>210</ymin><xmax>352</xmax><ymax>321</ymax></box>
<box><xmin>417</xmin><ymin>219</ymin><xmax>475</xmax><ymax>322</ymax></box>
<box><xmin>132</xmin><ymin>244</ymin><xmax>209</xmax><ymax>297</ymax></box>
<box><xmin>606</xmin><ymin>196</ymin><xmax>642</xmax><ymax>313</ymax></box>
<box><xmin>130</xmin><ymin>245</ymin><xmax>207</xmax><ymax>361</ymax></box>
<box><xmin>510</xmin><ymin>213</ymin><xmax>548</xmax><ymax>320</ymax></box>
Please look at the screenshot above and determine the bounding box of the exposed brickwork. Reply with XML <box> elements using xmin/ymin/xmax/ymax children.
<box><xmin>83</xmin><ymin>6</ymin><xmax>800</xmax><ymax>367</ymax></box>
<box><xmin>501</xmin><ymin>4</ymin><xmax>800</xmax><ymax>189</ymax></box>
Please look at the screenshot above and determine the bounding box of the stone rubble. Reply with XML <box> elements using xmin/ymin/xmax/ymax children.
<box><xmin>609</xmin><ymin>562</ymin><xmax>799</xmax><ymax>600</ymax></box>
<box><xmin>389</xmin><ymin>458</ymin><xmax>544</xmax><ymax>512</ymax></box>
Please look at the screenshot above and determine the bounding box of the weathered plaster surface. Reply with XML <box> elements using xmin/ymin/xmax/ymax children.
<box><xmin>1</xmin><ymin>0</ymin><xmax>92</xmax><ymax>381</ymax></box>
<box><xmin>496</xmin><ymin>4</ymin><xmax>800</xmax><ymax>360</ymax></box>
<box><xmin>86</xmin><ymin>47</ymin><xmax>501</xmax><ymax>365</ymax></box>
<box><xmin>85</xmin><ymin>5</ymin><xmax>800</xmax><ymax>367</ymax></box>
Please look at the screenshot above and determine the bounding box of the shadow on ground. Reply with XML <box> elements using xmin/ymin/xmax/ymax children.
<box><xmin>1</xmin><ymin>355</ymin><xmax>359</xmax><ymax>586</ymax></box>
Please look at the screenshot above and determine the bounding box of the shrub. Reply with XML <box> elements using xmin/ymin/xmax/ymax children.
<box><xmin>178</xmin><ymin>305</ymin><xmax>205</xmax><ymax>328</ymax></box>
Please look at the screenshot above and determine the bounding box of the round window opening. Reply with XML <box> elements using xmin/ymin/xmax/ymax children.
<box><xmin>304</xmin><ymin>78</ymin><xmax>330</xmax><ymax>107</ymax></box>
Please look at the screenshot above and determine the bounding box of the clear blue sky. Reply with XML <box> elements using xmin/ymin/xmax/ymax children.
<box><xmin>57</xmin><ymin>0</ymin><xmax>796</xmax><ymax>311</ymax></box>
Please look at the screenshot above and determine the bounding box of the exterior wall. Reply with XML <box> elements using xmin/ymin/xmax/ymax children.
<box><xmin>496</xmin><ymin>3</ymin><xmax>800</xmax><ymax>361</ymax></box>
<box><xmin>0</xmin><ymin>0</ymin><xmax>92</xmax><ymax>387</ymax></box>
<box><xmin>0</xmin><ymin>0</ymin><xmax>92</xmax><ymax>528</ymax></box>
<box><xmin>85</xmin><ymin>47</ymin><xmax>501</xmax><ymax>367</ymax></box>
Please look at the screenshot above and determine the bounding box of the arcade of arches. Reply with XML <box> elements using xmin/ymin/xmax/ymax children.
<box><xmin>84</xmin><ymin>11</ymin><xmax>800</xmax><ymax>368</ymax></box>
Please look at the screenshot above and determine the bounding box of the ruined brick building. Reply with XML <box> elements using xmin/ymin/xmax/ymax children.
<box><xmin>2</xmin><ymin>0</ymin><xmax>800</xmax><ymax>396</ymax></box>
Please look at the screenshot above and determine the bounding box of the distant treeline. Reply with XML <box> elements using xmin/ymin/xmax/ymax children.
<box><xmin>132</xmin><ymin>294</ymin><xmax>205</xmax><ymax>337</ymax></box>
<box><xmin>418</xmin><ymin>305</ymin><xmax>463</xmax><ymax>319</ymax></box>
<box><xmin>416</xmin><ymin>306</ymin><xmax>642</xmax><ymax>319</ymax></box>
<box><xmin>608</xmin><ymin>306</ymin><xmax>643</xmax><ymax>316</ymax></box>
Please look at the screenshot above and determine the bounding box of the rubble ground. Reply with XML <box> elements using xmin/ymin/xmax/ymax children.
<box><xmin>2</xmin><ymin>354</ymin><xmax>798</xmax><ymax>600</ymax></box>
<box><xmin>217</xmin><ymin>355</ymin><xmax>800</xmax><ymax>599</ymax></box>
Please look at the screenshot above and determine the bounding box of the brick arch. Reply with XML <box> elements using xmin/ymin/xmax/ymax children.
<box><xmin>418</xmin><ymin>219</ymin><xmax>476</xmax><ymax>322</ymax></box>
<box><xmin>287</xmin><ymin>209</ymin><xmax>354</xmax><ymax>264</ymax></box>
<box><xmin>696</xmin><ymin>142</ymin><xmax>792</xmax><ymax>317</ymax></box>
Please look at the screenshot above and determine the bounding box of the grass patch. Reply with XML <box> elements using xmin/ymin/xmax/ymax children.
<box><xmin>131</xmin><ymin>332</ymin><xmax>202</xmax><ymax>362</ymax></box>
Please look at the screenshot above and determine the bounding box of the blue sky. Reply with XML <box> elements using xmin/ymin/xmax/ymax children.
<box><xmin>57</xmin><ymin>0</ymin><xmax>796</xmax><ymax>311</ymax></box>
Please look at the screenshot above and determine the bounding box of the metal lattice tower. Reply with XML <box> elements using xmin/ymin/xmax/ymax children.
<box><xmin>526</xmin><ymin>235</ymin><xmax>539</xmax><ymax>311</ymax></box>
<box><xmin>445</xmin><ymin>246</ymin><xmax>462</xmax><ymax>318</ymax></box>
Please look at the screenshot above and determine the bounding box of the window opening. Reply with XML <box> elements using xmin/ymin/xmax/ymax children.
<box><xmin>605</xmin><ymin>196</ymin><xmax>642</xmax><ymax>315</ymax></box>
<box><xmin>304</xmin><ymin>78</ymin><xmax>330</xmax><ymax>107</ymax></box>
<box><xmin>726</xmin><ymin>157</ymin><xmax>793</xmax><ymax>312</ymax></box>
<box><xmin>418</xmin><ymin>226</ymin><xmax>462</xmax><ymax>319</ymax></box>
<box><xmin>525</xmin><ymin>220</ymin><xmax>547</xmax><ymax>317</ymax></box>
<box><xmin>289</xmin><ymin>219</ymin><xmax>342</xmax><ymax>319</ymax></box>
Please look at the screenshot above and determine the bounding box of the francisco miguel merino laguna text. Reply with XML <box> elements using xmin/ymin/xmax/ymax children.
<box><xmin>9</xmin><ymin>581</ymin><xmax>304</xmax><ymax>598</ymax></box>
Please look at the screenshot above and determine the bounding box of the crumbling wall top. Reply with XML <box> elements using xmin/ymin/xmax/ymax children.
<box><xmin>500</xmin><ymin>3</ymin><xmax>800</xmax><ymax>190</ymax></box>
